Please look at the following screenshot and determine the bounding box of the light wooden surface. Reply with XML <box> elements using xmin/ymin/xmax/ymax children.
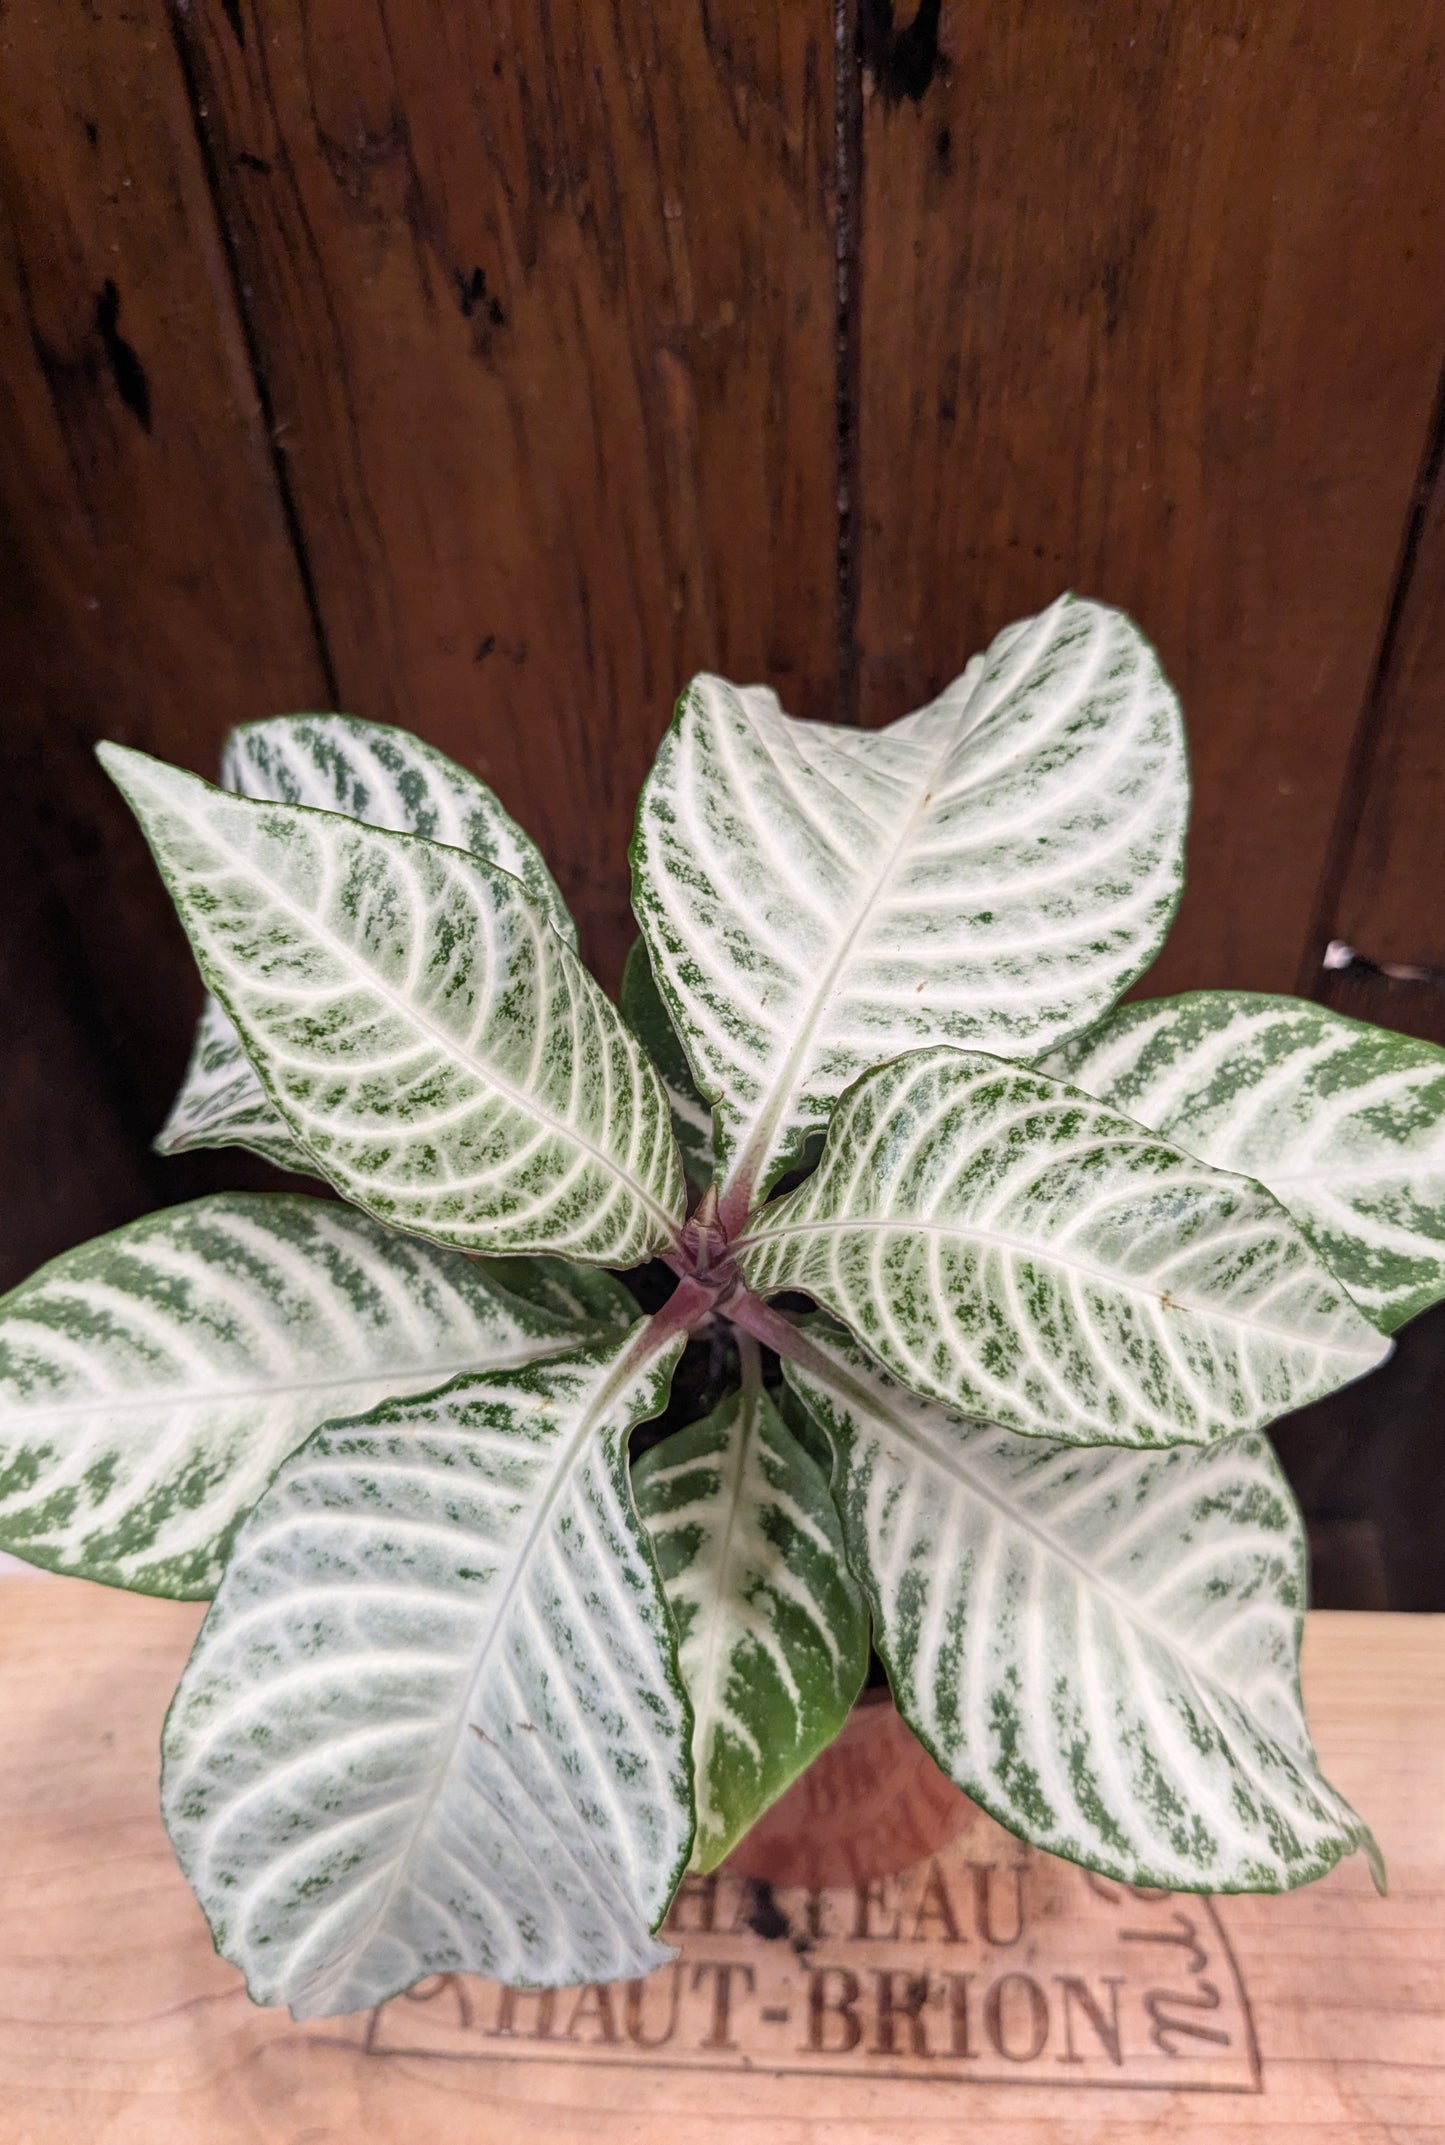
<box><xmin>0</xmin><ymin>1581</ymin><xmax>1439</xmax><ymax>2142</ymax></box>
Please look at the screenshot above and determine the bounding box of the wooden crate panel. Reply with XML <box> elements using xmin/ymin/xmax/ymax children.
<box><xmin>855</xmin><ymin>1</ymin><xmax>1445</xmax><ymax>1004</ymax></box>
<box><xmin>0</xmin><ymin>1584</ymin><xmax>1438</xmax><ymax>2141</ymax></box>
<box><xmin>175</xmin><ymin>0</ymin><xmax>839</xmax><ymax>987</ymax></box>
<box><xmin>1318</xmin><ymin>427</ymin><xmax>1445</xmax><ymax>1046</ymax></box>
<box><xmin>0</xmin><ymin>0</ymin><xmax>329</xmax><ymax>1277</ymax></box>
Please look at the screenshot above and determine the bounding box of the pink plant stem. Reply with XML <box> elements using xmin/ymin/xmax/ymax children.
<box><xmin>722</xmin><ymin>1287</ymin><xmax>830</xmax><ymax>1374</ymax></box>
<box><xmin>716</xmin><ymin>1167</ymin><xmax>756</xmax><ymax>1245</ymax></box>
<box><xmin>643</xmin><ymin>1274</ymin><xmax>718</xmax><ymax>1350</ymax></box>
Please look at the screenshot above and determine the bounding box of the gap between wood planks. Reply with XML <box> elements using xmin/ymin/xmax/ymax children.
<box><xmin>837</xmin><ymin>1</ymin><xmax>946</xmax><ymax>728</ymax></box>
<box><xmin>834</xmin><ymin>0</ymin><xmax>863</xmax><ymax>727</ymax></box>
<box><xmin>164</xmin><ymin>1</ymin><xmax>340</xmax><ymax>709</ymax></box>
<box><xmin>1300</xmin><ymin>345</ymin><xmax>1445</xmax><ymax>1002</ymax></box>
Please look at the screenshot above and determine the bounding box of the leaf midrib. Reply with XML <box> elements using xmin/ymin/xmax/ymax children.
<box><xmin>721</xmin><ymin>623</ymin><xmax>1056</xmax><ymax>1203</ymax></box>
<box><xmin>805</xmin><ymin>1349</ymin><xmax>1277</xmax><ymax>1725</ymax></box>
<box><xmin>741</xmin><ymin>1214</ymin><xmax>1378</xmax><ymax>1361</ymax></box>
<box><xmin>0</xmin><ymin>1338</ymin><xmax>580</xmax><ymax>1432</ymax></box>
<box><xmin>685</xmin><ymin>1389</ymin><xmax>762</xmax><ymax>1837</ymax></box>
<box><xmin>298</xmin><ymin>1323</ymin><xmax>679</xmax><ymax>2009</ymax></box>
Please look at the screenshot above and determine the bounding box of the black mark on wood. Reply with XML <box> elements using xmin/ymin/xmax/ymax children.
<box><xmin>234</xmin><ymin>150</ymin><xmax>271</xmax><ymax>175</ymax></box>
<box><xmin>744</xmin><ymin>1881</ymin><xmax>791</xmax><ymax>1943</ymax></box>
<box><xmin>472</xmin><ymin>633</ymin><xmax>527</xmax><ymax>666</ymax></box>
<box><xmin>94</xmin><ymin>281</ymin><xmax>151</xmax><ymax>433</ymax></box>
<box><xmin>220</xmin><ymin>0</ymin><xmax>245</xmax><ymax>50</ymax></box>
<box><xmin>455</xmin><ymin>267</ymin><xmax>507</xmax><ymax>327</ymax></box>
<box><xmin>83</xmin><ymin>118</ymin><xmax>99</xmax><ymax>147</ymax></box>
<box><xmin>860</xmin><ymin>0</ymin><xmax>942</xmax><ymax>104</ymax></box>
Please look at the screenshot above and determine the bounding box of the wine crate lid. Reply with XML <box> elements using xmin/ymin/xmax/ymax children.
<box><xmin>0</xmin><ymin>1582</ymin><xmax>1439</xmax><ymax>2141</ymax></box>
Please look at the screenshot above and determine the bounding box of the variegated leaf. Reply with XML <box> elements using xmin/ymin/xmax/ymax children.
<box><xmin>1042</xmin><ymin>992</ymin><xmax>1445</xmax><ymax>1334</ymax></box>
<box><xmin>163</xmin><ymin>1326</ymin><xmax>692</xmax><ymax>2018</ymax></box>
<box><xmin>156</xmin><ymin>995</ymin><xmax>315</xmax><ymax>1173</ymax></box>
<box><xmin>159</xmin><ymin>714</ymin><xmax>573</xmax><ymax>1170</ymax></box>
<box><xmin>619</xmin><ymin>938</ymin><xmax>715</xmax><ymax>1185</ymax></box>
<box><xmin>222</xmin><ymin>713</ymin><xmax>575</xmax><ymax>940</ymax></box>
<box><xmin>785</xmin><ymin>1328</ymin><xmax>1377</xmax><ymax>1892</ymax></box>
<box><xmin>100</xmin><ymin>746</ymin><xmax>685</xmax><ymax>1265</ymax></box>
<box><xmin>471</xmin><ymin>1252</ymin><xmax>638</xmax><ymax>1330</ymax></box>
<box><xmin>633</xmin><ymin>1362</ymin><xmax>867</xmax><ymax>1871</ymax></box>
<box><xmin>737</xmin><ymin>1047</ymin><xmax>1389</xmax><ymax>1447</ymax></box>
<box><xmin>633</xmin><ymin>596</ymin><xmax>1188</xmax><ymax>1207</ymax></box>
<box><xmin>0</xmin><ymin>1194</ymin><xmax>616</xmax><ymax>1597</ymax></box>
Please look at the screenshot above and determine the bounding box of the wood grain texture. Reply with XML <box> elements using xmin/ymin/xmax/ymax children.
<box><xmin>174</xmin><ymin>0</ymin><xmax>838</xmax><ymax>989</ymax></box>
<box><xmin>0</xmin><ymin>816</ymin><xmax>153</xmax><ymax>1292</ymax></box>
<box><xmin>1314</xmin><ymin>410</ymin><xmax>1445</xmax><ymax>1048</ymax></box>
<box><xmin>0</xmin><ymin>1581</ymin><xmax>1438</xmax><ymax>2142</ymax></box>
<box><xmin>0</xmin><ymin>0</ymin><xmax>329</xmax><ymax>1282</ymax></box>
<box><xmin>854</xmin><ymin>2</ymin><xmax>1445</xmax><ymax>1001</ymax></box>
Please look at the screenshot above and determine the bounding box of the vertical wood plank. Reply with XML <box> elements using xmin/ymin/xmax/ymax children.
<box><xmin>1314</xmin><ymin>422</ymin><xmax>1445</xmax><ymax>1048</ymax></box>
<box><xmin>176</xmin><ymin>0</ymin><xmax>839</xmax><ymax>988</ymax></box>
<box><xmin>855</xmin><ymin>3</ymin><xmax>1445</xmax><ymax>997</ymax></box>
<box><xmin>0</xmin><ymin>0</ymin><xmax>330</xmax><ymax>1278</ymax></box>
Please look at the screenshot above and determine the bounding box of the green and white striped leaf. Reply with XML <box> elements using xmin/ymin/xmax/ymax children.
<box><xmin>1042</xmin><ymin>992</ymin><xmax>1445</xmax><ymax>1334</ymax></box>
<box><xmin>471</xmin><ymin>1253</ymin><xmax>638</xmax><ymax>1331</ymax></box>
<box><xmin>222</xmin><ymin>714</ymin><xmax>575</xmax><ymax>940</ymax></box>
<box><xmin>156</xmin><ymin>995</ymin><xmax>315</xmax><ymax>1173</ymax></box>
<box><xmin>163</xmin><ymin>1326</ymin><xmax>692</xmax><ymax>2018</ymax></box>
<box><xmin>619</xmin><ymin>938</ymin><xmax>715</xmax><ymax>1186</ymax></box>
<box><xmin>633</xmin><ymin>1366</ymin><xmax>868</xmax><ymax>1871</ymax></box>
<box><xmin>159</xmin><ymin>714</ymin><xmax>573</xmax><ymax>1171</ymax></box>
<box><xmin>633</xmin><ymin>596</ymin><xmax>1188</xmax><ymax>1206</ymax></box>
<box><xmin>785</xmin><ymin>1329</ymin><xmax>1376</xmax><ymax>1892</ymax></box>
<box><xmin>101</xmin><ymin>746</ymin><xmax>685</xmax><ymax>1265</ymax></box>
<box><xmin>0</xmin><ymin>1194</ymin><xmax>617</xmax><ymax>1597</ymax></box>
<box><xmin>738</xmin><ymin>1047</ymin><xmax>1389</xmax><ymax>1447</ymax></box>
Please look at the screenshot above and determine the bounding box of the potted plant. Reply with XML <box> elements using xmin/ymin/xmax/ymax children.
<box><xmin>1</xmin><ymin>594</ymin><xmax>1439</xmax><ymax>2022</ymax></box>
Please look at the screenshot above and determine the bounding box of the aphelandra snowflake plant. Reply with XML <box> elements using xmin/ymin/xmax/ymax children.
<box><xmin>3</xmin><ymin>596</ymin><xmax>1443</xmax><ymax>2023</ymax></box>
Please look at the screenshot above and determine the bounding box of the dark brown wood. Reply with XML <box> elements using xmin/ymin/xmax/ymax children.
<box><xmin>174</xmin><ymin>0</ymin><xmax>839</xmax><ymax>990</ymax></box>
<box><xmin>0</xmin><ymin>804</ymin><xmax>154</xmax><ymax>1291</ymax></box>
<box><xmin>0</xmin><ymin>0</ymin><xmax>330</xmax><ymax>1282</ymax></box>
<box><xmin>1314</xmin><ymin>408</ymin><xmax>1445</xmax><ymax>1048</ymax></box>
<box><xmin>854</xmin><ymin>3</ymin><xmax>1445</xmax><ymax>1000</ymax></box>
<box><xmin>1275</xmin><ymin>1301</ymin><xmax>1445</xmax><ymax>1613</ymax></box>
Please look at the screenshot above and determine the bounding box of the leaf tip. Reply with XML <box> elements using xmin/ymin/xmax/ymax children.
<box><xmin>95</xmin><ymin>738</ymin><xmax>175</xmax><ymax>812</ymax></box>
<box><xmin>94</xmin><ymin>737</ymin><xmax>134</xmax><ymax>781</ymax></box>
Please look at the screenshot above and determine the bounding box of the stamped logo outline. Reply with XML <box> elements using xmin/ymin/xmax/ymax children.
<box><xmin>344</xmin><ymin>1816</ymin><xmax>1263</xmax><ymax>2095</ymax></box>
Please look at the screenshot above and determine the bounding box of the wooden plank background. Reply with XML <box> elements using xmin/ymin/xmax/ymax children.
<box><xmin>2</xmin><ymin>2</ymin><xmax>1444</xmax><ymax>1592</ymax></box>
<box><xmin>853</xmin><ymin>3</ymin><xmax>1445</xmax><ymax>1007</ymax></box>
